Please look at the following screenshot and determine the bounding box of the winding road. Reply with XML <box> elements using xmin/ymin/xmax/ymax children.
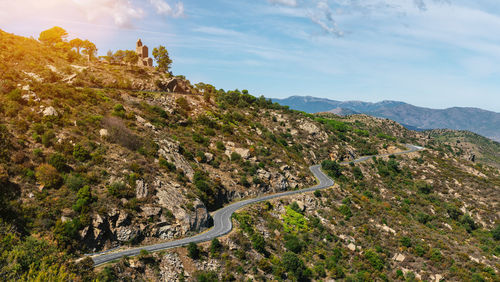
<box><xmin>89</xmin><ymin>144</ymin><xmax>423</xmax><ymax>266</ymax></box>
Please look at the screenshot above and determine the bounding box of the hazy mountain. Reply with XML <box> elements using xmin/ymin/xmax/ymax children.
<box><xmin>273</xmin><ymin>96</ymin><xmax>500</xmax><ymax>141</ymax></box>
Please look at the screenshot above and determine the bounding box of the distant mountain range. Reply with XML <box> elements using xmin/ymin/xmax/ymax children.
<box><xmin>272</xmin><ymin>96</ymin><xmax>500</xmax><ymax>142</ymax></box>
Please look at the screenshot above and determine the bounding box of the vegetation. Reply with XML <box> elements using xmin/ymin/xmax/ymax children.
<box><xmin>0</xmin><ymin>26</ymin><xmax>498</xmax><ymax>281</ymax></box>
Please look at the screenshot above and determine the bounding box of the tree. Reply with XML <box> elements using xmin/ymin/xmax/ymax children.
<box><xmin>69</xmin><ymin>38</ymin><xmax>84</xmax><ymax>54</ymax></box>
<box><xmin>123</xmin><ymin>50</ymin><xmax>139</xmax><ymax>66</ymax></box>
<box><xmin>39</xmin><ymin>26</ymin><xmax>68</xmax><ymax>45</ymax></box>
<box><xmin>81</xmin><ymin>40</ymin><xmax>97</xmax><ymax>61</ymax></box>
<box><xmin>152</xmin><ymin>45</ymin><xmax>172</xmax><ymax>72</ymax></box>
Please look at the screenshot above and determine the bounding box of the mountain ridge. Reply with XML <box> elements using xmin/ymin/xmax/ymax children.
<box><xmin>272</xmin><ymin>96</ymin><xmax>500</xmax><ymax>141</ymax></box>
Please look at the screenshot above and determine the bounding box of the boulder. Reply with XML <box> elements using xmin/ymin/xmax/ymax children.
<box><xmin>43</xmin><ymin>106</ymin><xmax>58</xmax><ymax>117</ymax></box>
<box><xmin>99</xmin><ymin>129</ymin><xmax>109</xmax><ymax>138</ymax></box>
<box><xmin>393</xmin><ymin>253</ymin><xmax>405</xmax><ymax>262</ymax></box>
<box><xmin>204</xmin><ymin>152</ymin><xmax>214</xmax><ymax>163</ymax></box>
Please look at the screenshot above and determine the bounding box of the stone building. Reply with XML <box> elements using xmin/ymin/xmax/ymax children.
<box><xmin>136</xmin><ymin>39</ymin><xmax>153</xmax><ymax>67</ymax></box>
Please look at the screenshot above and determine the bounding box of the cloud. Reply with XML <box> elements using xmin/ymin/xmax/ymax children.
<box><xmin>268</xmin><ymin>0</ymin><xmax>298</xmax><ymax>7</ymax></box>
<box><xmin>413</xmin><ymin>0</ymin><xmax>427</xmax><ymax>11</ymax></box>
<box><xmin>149</xmin><ymin>0</ymin><xmax>184</xmax><ymax>18</ymax></box>
<box><xmin>71</xmin><ymin>0</ymin><xmax>144</xmax><ymax>27</ymax></box>
<box><xmin>310</xmin><ymin>0</ymin><xmax>343</xmax><ymax>36</ymax></box>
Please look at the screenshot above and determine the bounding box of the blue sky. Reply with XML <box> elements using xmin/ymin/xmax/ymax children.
<box><xmin>1</xmin><ymin>0</ymin><xmax>500</xmax><ymax>112</ymax></box>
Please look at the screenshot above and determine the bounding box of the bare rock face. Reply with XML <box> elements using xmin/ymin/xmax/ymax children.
<box><xmin>185</xmin><ymin>200</ymin><xmax>212</xmax><ymax>232</ymax></box>
<box><xmin>136</xmin><ymin>179</ymin><xmax>148</xmax><ymax>199</ymax></box>
<box><xmin>157</xmin><ymin>139</ymin><xmax>195</xmax><ymax>181</ymax></box>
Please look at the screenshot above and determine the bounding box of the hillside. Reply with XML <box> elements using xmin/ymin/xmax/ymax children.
<box><xmin>0</xmin><ymin>29</ymin><xmax>499</xmax><ymax>281</ymax></box>
<box><xmin>273</xmin><ymin>96</ymin><xmax>500</xmax><ymax>142</ymax></box>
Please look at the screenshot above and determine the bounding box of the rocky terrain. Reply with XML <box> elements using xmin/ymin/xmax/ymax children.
<box><xmin>273</xmin><ymin>96</ymin><xmax>500</xmax><ymax>142</ymax></box>
<box><xmin>0</xmin><ymin>29</ymin><xmax>499</xmax><ymax>281</ymax></box>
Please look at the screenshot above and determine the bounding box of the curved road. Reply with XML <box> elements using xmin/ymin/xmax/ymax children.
<box><xmin>90</xmin><ymin>144</ymin><xmax>423</xmax><ymax>266</ymax></box>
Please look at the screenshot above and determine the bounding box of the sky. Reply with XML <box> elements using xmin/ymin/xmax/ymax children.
<box><xmin>1</xmin><ymin>0</ymin><xmax>500</xmax><ymax>112</ymax></box>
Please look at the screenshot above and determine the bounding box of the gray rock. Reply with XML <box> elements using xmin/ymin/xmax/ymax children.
<box><xmin>43</xmin><ymin>106</ymin><xmax>58</xmax><ymax>117</ymax></box>
<box><xmin>115</xmin><ymin>226</ymin><xmax>137</xmax><ymax>242</ymax></box>
<box><xmin>136</xmin><ymin>179</ymin><xmax>148</xmax><ymax>199</ymax></box>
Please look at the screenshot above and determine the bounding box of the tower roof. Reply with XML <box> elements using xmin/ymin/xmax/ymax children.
<box><xmin>136</xmin><ymin>39</ymin><xmax>142</xmax><ymax>47</ymax></box>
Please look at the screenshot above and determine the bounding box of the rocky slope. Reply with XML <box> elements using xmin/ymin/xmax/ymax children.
<box><xmin>0</xmin><ymin>29</ymin><xmax>499</xmax><ymax>281</ymax></box>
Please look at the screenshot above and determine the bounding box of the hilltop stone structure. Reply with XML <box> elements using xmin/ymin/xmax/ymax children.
<box><xmin>136</xmin><ymin>39</ymin><xmax>153</xmax><ymax>67</ymax></box>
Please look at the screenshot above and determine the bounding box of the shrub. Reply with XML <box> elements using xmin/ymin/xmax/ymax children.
<box><xmin>73</xmin><ymin>144</ymin><xmax>90</xmax><ymax>162</ymax></box>
<box><xmin>215</xmin><ymin>141</ymin><xmax>225</xmax><ymax>151</ymax></box>
<box><xmin>112</xmin><ymin>104</ymin><xmax>126</xmax><ymax>118</ymax></box>
<box><xmin>353</xmin><ymin>166</ymin><xmax>364</xmax><ymax>180</ymax></box>
<box><xmin>282</xmin><ymin>252</ymin><xmax>306</xmax><ymax>278</ymax></box>
<box><xmin>364</xmin><ymin>249</ymin><xmax>384</xmax><ymax>270</ymax></box>
<box><xmin>187</xmin><ymin>242</ymin><xmax>200</xmax><ymax>259</ymax></box>
<box><xmin>416</xmin><ymin>181</ymin><xmax>432</xmax><ymax>194</ymax></box>
<box><xmin>400</xmin><ymin>236</ymin><xmax>412</xmax><ymax>248</ymax></box>
<box><xmin>430</xmin><ymin>249</ymin><xmax>442</xmax><ymax>262</ymax></box>
<box><xmin>416</xmin><ymin>212</ymin><xmax>431</xmax><ymax>224</ymax></box>
<box><xmin>35</xmin><ymin>164</ymin><xmax>62</xmax><ymax>188</ymax></box>
<box><xmin>322</xmin><ymin>160</ymin><xmax>342</xmax><ymax>178</ymax></box>
<box><xmin>314</xmin><ymin>190</ymin><xmax>322</xmax><ymax>198</ymax></box>
<box><xmin>41</xmin><ymin>130</ymin><xmax>55</xmax><ymax>147</ymax></box>
<box><xmin>72</xmin><ymin>185</ymin><xmax>95</xmax><ymax>213</ymax></box>
<box><xmin>460</xmin><ymin>214</ymin><xmax>478</xmax><ymax>233</ymax></box>
<box><xmin>48</xmin><ymin>153</ymin><xmax>67</xmax><ymax>172</ymax></box>
<box><xmin>159</xmin><ymin>158</ymin><xmax>176</xmax><ymax>171</ymax></box>
<box><xmin>210</xmin><ymin>238</ymin><xmax>222</xmax><ymax>255</ymax></box>
<box><xmin>284</xmin><ymin>234</ymin><xmax>304</xmax><ymax>253</ymax></box>
<box><xmin>107</xmin><ymin>182</ymin><xmax>134</xmax><ymax>198</ymax></box>
<box><xmin>65</xmin><ymin>173</ymin><xmax>85</xmax><ymax>192</ymax></box>
<box><xmin>230</xmin><ymin>152</ymin><xmax>241</xmax><ymax>162</ymax></box>
<box><xmin>194</xmin><ymin>271</ymin><xmax>218</xmax><ymax>282</ymax></box>
<box><xmin>492</xmin><ymin>225</ymin><xmax>500</xmax><ymax>241</ymax></box>
<box><xmin>251</xmin><ymin>233</ymin><xmax>266</xmax><ymax>253</ymax></box>
<box><xmin>446</xmin><ymin>204</ymin><xmax>463</xmax><ymax>220</ymax></box>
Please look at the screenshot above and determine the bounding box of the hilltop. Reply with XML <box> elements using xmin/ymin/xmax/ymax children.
<box><xmin>0</xmin><ymin>28</ymin><xmax>499</xmax><ymax>281</ymax></box>
<box><xmin>273</xmin><ymin>96</ymin><xmax>500</xmax><ymax>142</ymax></box>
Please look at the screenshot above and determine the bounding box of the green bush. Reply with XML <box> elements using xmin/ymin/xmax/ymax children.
<box><xmin>72</xmin><ymin>185</ymin><xmax>95</xmax><ymax>213</ymax></box>
<box><xmin>460</xmin><ymin>214</ymin><xmax>478</xmax><ymax>233</ymax></box>
<box><xmin>210</xmin><ymin>238</ymin><xmax>222</xmax><ymax>255</ymax></box>
<box><xmin>492</xmin><ymin>225</ymin><xmax>500</xmax><ymax>241</ymax></box>
<box><xmin>41</xmin><ymin>130</ymin><xmax>55</xmax><ymax>147</ymax></box>
<box><xmin>284</xmin><ymin>234</ymin><xmax>304</xmax><ymax>253</ymax></box>
<box><xmin>400</xmin><ymin>236</ymin><xmax>412</xmax><ymax>248</ymax></box>
<box><xmin>230</xmin><ymin>152</ymin><xmax>241</xmax><ymax>162</ymax></box>
<box><xmin>65</xmin><ymin>173</ymin><xmax>85</xmax><ymax>191</ymax></box>
<box><xmin>35</xmin><ymin>164</ymin><xmax>62</xmax><ymax>189</ymax></box>
<box><xmin>73</xmin><ymin>144</ymin><xmax>90</xmax><ymax>162</ymax></box>
<box><xmin>364</xmin><ymin>249</ymin><xmax>384</xmax><ymax>270</ymax></box>
<box><xmin>159</xmin><ymin>158</ymin><xmax>176</xmax><ymax>171</ymax></box>
<box><xmin>251</xmin><ymin>233</ymin><xmax>266</xmax><ymax>253</ymax></box>
<box><xmin>187</xmin><ymin>242</ymin><xmax>200</xmax><ymax>259</ymax></box>
<box><xmin>107</xmin><ymin>182</ymin><xmax>134</xmax><ymax>198</ymax></box>
<box><xmin>322</xmin><ymin>160</ymin><xmax>342</xmax><ymax>178</ymax></box>
<box><xmin>48</xmin><ymin>153</ymin><xmax>67</xmax><ymax>172</ymax></box>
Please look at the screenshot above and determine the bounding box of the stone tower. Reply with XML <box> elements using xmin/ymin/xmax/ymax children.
<box><xmin>135</xmin><ymin>39</ymin><xmax>152</xmax><ymax>67</ymax></box>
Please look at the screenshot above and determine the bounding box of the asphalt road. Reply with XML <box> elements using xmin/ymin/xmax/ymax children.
<box><xmin>90</xmin><ymin>144</ymin><xmax>423</xmax><ymax>266</ymax></box>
